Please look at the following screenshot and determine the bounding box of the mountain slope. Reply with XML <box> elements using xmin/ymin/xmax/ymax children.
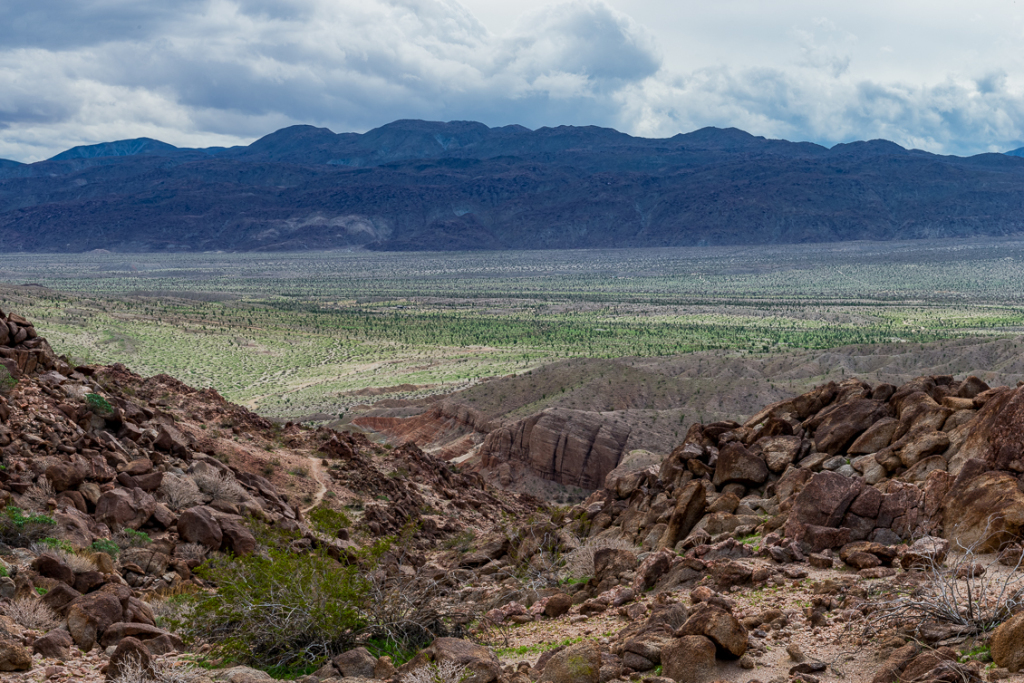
<box><xmin>4</xmin><ymin>120</ymin><xmax>1024</xmax><ymax>252</ymax></box>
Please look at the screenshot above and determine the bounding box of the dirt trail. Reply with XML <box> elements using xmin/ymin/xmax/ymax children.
<box><xmin>300</xmin><ymin>454</ymin><xmax>328</xmax><ymax>513</ymax></box>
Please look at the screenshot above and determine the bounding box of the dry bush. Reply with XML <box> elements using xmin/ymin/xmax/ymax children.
<box><xmin>31</xmin><ymin>546</ymin><xmax>98</xmax><ymax>573</ymax></box>
<box><xmin>158</xmin><ymin>474</ymin><xmax>203</xmax><ymax>510</ymax></box>
<box><xmin>22</xmin><ymin>476</ymin><xmax>56</xmax><ymax>510</ymax></box>
<box><xmin>190</xmin><ymin>470</ymin><xmax>249</xmax><ymax>504</ymax></box>
<box><xmin>109</xmin><ymin>655</ymin><xmax>204</xmax><ymax>683</ymax></box>
<box><xmin>0</xmin><ymin>597</ymin><xmax>60</xmax><ymax>631</ymax></box>
<box><xmin>404</xmin><ymin>660</ymin><xmax>468</xmax><ymax>683</ymax></box>
<box><xmin>863</xmin><ymin>530</ymin><xmax>1024</xmax><ymax>638</ymax></box>
<box><xmin>173</xmin><ymin>543</ymin><xmax>207</xmax><ymax>562</ymax></box>
<box><xmin>558</xmin><ymin>534</ymin><xmax>639</xmax><ymax>582</ymax></box>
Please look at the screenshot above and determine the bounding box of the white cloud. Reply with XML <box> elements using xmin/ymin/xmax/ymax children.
<box><xmin>2</xmin><ymin>0</ymin><xmax>1024</xmax><ymax>160</ymax></box>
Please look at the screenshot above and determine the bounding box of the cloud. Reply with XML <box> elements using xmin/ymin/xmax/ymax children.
<box><xmin>2</xmin><ymin>0</ymin><xmax>1024</xmax><ymax>161</ymax></box>
<box><xmin>0</xmin><ymin>0</ymin><xmax>661</xmax><ymax>161</ymax></box>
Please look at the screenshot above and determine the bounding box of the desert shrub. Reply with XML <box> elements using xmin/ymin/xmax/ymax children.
<box><xmin>177</xmin><ymin>518</ymin><xmax>374</xmax><ymax>670</ymax></box>
<box><xmin>0</xmin><ymin>366</ymin><xmax>16</xmax><ymax>396</ymax></box>
<box><xmin>109</xmin><ymin>655</ymin><xmax>204</xmax><ymax>683</ymax></box>
<box><xmin>173</xmin><ymin>542</ymin><xmax>208</xmax><ymax>562</ymax></box>
<box><xmin>308</xmin><ymin>505</ymin><xmax>351</xmax><ymax>537</ymax></box>
<box><xmin>22</xmin><ymin>476</ymin><xmax>56</xmax><ymax>510</ymax></box>
<box><xmin>559</xmin><ymin>535</ymin><xmax>639</xmax><ymax>582</ymax></box>
<box><xmin>85</xmin><ymin>393</ymin><xmax>114</xmax><ymax>416</ymax></box>
<box><xmin>863</xmin><ymin>532</ymin><xmax>1024</xmax><ymax>637</ymax></box>
<box><xmin>404</xmin><ymin>661</ymin><xmax>468</xmax><ymax>683</ymax></box>
<box><xmin>159</xmin><ymin>473</ymin><xmax>203</xmax><ymax>509</ymax></box>
<box><xmin>91</xmin><ymin>538</ymin><xmax>120</xmax><ymax>558</ymax></box>
<box><xmin>190</xmin><ymin>470</ymin><xmax>249</xmax><ymax>504</ymax></box>
<box><xmin>0</xmin><ymin>597</ymin><xmax>60</xmax><ymax>631</ymax></box>
<box><xmin>0</xmin><ymin>506</ymin><xmax>56</xmax><ymax>548</ymax></box>
<box><xmin>113</xmin><ymin>528</ymin><xmax>152</xmax><ymax>550</ymax></box>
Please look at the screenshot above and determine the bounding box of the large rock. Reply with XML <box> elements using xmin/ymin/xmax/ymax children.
<box><xmin>0</xmin><ymin>637</ymin><xmax>31</xmax><ymax>671</ymax></box>
<box><xmin>941</xmin><ymin>465</ymin><xmax>1024</xmax><ymax>552</ymax></box>
<box><xmin>333</xmin><ymin>647</ymin><xmax>377</xmax><ymax>678</ymax></box>
<box><xmin>898</xmin><ymin>430</ymin><xmax>950</xmax><ymax>468</ymax></box>
<box><xmin>991</xmin><ymin>611</ymin><xmax>1024</xmax><ymax>673</ymax></box>
<box><xmin>712</xmin><ymin>442</ymin><xmax>767</xmax><ymax>487</ymax></box>
<box><xmin>105</xmin><ymin>637</ymin><xmax>153</xmax><ymax>682</ymax></box>
<box><xmin>744</xmin><ymin>381</ymin><xmax>838</xmax><ymax>425</ymax></box>
<box><xmin>632</xmin><ymin>549</ymin><xmax>674</xmax><ymax>593</ymax></box>
<box><xmin>33</xmin><ymin>629</ymin><xmax>73</xmax><ymax>659</ymax></box>
<box><xmin>95</xmin><ymin>487</ymin><xmax>156</xmax><ymax>530</ymax></box>
<box><xmin>675</xmin><ymin>604</ymin><xmax>747</xmax><ymax>658</ymax></box>
<box><xmin>538</xmin><ymin>640</ymin><xmax>601</xmax><ymax>683</ymax></box>
<box><xmin>661</xmin><ymin>635</ymin><xmax>717</xmax><ymax>683</ymax></box>
<box><xmin>658</xmin><ymin>480</ymin><xmax>706</xmax><ymax>550</ymax></box>
<box><xmin>593</xmin><ymin>548</ymin><xmax>637</xmax><ymax>584</ymax></box>
<box><xmin>100</xmin><ymin>622</ymin><xmax>180</xmax><ymax>649</ymax></box>
<box><xmin>788</xmin><ymin>471</ymin><xmax>862</xmax><ymax>528</ymax></box>
<box><xmin>759</xmin><ymin>435</ymin><xmax>802</xmax><ymax>473</ymax></box>
<box><xmin>405</xmin><ymin>638</ymin><xmax>502</xmax><ymax>683</ymax></box>
<box><xmin>219</xmin><ymin>517</ymin><xmax>257</xmax><ymax>556</ymax></box>
<box><xmin>848</xmin><ymin>417</ymin><xmax>898</xmax><ymax>454</ymax></box>
<box><xmin>177</xmin><ymin>506</ymin><xmax>224</xmax><ymax>549</ymax></box>
<box><xmin>67</xmin><ymin>591</ymin><xmax>125</xmax><ymax>647</ymax></box>
<box><xmin>814</xmin><ymin>398</ymin><xmax>890</xmax><ymax>455</ymax></box>
<box><xmin>478</xmin><ymin>408</ymin><xmax>630</xmax><ymax>489</ymax></box>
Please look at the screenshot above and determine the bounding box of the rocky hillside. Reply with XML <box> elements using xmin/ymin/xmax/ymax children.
<box><xmin>2</xmin><ymin>310</ymin><xmax>1024</xmax><ymax>683</ymax></box>
<box><xmin>4</xmin><ymin>120</ymin><xmax>1024</xmax><ymax>252</ymax></box>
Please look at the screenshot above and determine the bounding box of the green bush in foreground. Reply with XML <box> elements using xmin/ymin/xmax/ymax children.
<box><xmin>178</xmin><ymin>518</ymin><xmax>387</xmax><ymax>671</ymax></box>
<box><xmin>85</xmin><ymin>393</ymin><xmax>114</xmax><ymax>416</ymax></box>
<box><xmin>0</xmin><ymin>366</ymin><xmax>16</xmax><ymax>396</ymax></box>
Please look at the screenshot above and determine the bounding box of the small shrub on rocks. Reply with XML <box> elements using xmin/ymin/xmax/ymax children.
<box><xmin>0</xmin><ymin>597</ymin><xmax>60</xmax><ymax>631</ymax></box>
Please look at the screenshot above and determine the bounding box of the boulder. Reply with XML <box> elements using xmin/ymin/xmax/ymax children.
<box><xmin>712</xmin><ymin>442</ymin><xmax>767</xmax><ymax>487</ymax></box>
<box><xmin>177</xmin><ymin>506</ymin><xmax>224</xmax><ymax>549</ymax></box>
<box><xmin>32</xmin><ymin>629</ymin><xmax>73</xmax><ymax>659</ymax></box>
<box><xmin>100</xmin><ymin>622</ymin><xmax>178</xmax><ymax>649</ymax></box>
<box><xmin>991</xmin><ymin>611</ymin><xmax>1024</xmax><ymax>673</ymax></box>
<box><xmin>759</xmin><ymin>435</ymin><xmax>802</xmax><ymax>473</ymax></box>
<box><xmin>941</xmin><ymin>466</ymin><xmax>1024</xmax><ymax>552</ymax></box>
<box><xmin>898</xmin><ymin>431</ymin><xmax>950</xmax><ymax>468</ymax></box>
<box><xmin>675</xmin><ymin>604</ymin><xmax>747</xmax><ymax>658</ymax></box>
<box><xmin>67</xmin><ymin>591</ymin><xmax>124</xmax><ymax>644</ymax></box>
<box><xmin>544</xmin><ymin>594</ymin><xmax>573</xmax><ymax>618</ymax></box>
<box><xmin>787</xmin><ymin>471</ymin><xmax>862</xmax><ymax>529</ymax></box>
<box><xmin>32</xmin><ymin>553</ymin><xmax>74</xmax><ymax>585</ymax></box>
<box><xmin>900</xmin><ymin>536</ymin><xmax>950</xmax><ymax>570</ymax></box>
<box><xmin>661</xmin><ymin>635</ymin><xmax>718</xmax><ymax>683</ymax></box>
<box><xmin>538</xmin><ymin>640</ymin><xmax>601</xmax><ymax>683</ymax></box>
<box><xmin>848</xmin><ymin>417</ymin><xmax>898</xmax><ymax>454</ymax></box>
<box><xmin>632</xmin><ymin>549</ymin><xmax>674</xmax><ymax>593</ymax></box>
<box><xmin>333</xmin><ymin>647</ymin><xmax>377</xmax><ymax>678</ymax></box>
<box><xmin>460</xmin><ymin>534</ymin><xmax>508</xmax><ymax>567</ymax></box>
<box><xmin>593</xmin><ymin>548</ymin><xmax>637</xmax><ymax>584</ymax></box>
<box><xmin>871</xmin><ymin>642</ymin><xmax>921</xmax><ymax>683</ymax></box>
<box><xmin>219</xmin><ymin>517</ymin><xmax>257</xmax><ymax>556</ymax></box>
<box><xmin>105</xmin><ymin>637</ymin><xmax>153</xmax><ymax>681</ymax></box>
<box><xmin>0</xmin><ymin>637</ymin><xmax>31</xmax><ymax>671</ymax></box>
<box><xmin>95</xmin><ymin>488</ymin><xmax>157</xmax><ymax>530</ymax></box>
<box><xmin>814</xmin><ymin>399</ymin><xmax>890</xmax><ymax>455</ymax></box>
<box><xmin>405</xmin><ymin>638</ymin><xmax>502</xmax><ymax>683</ymax></box>
<box><xmin>658</xmin><ymin>480</ymin><xmax>706</xmax><ymax>550</ymax></box>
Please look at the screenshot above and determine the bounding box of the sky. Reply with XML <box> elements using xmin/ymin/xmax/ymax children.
<box><xmin>3</xmin><ymin>0</ymin><xmax>1024</xmax><ymax>162</ymax></box>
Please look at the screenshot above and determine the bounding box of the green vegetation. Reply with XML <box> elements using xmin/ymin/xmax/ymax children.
<box><xmin>91</xmin><ymin>538</ymin><xmax>120</xmax><ymax>558</ymax></box>
<box><xmin>37</xmin><ymin>537</ymin><xmax>74</xmax><ymax>554</ymax></box>
<box><xmin>4</xmin><ymin>242</ymin><xmax>1024</xmax><ymax>421</ymax></box>
<box><xmin>114</xmin><ymin>528</ymin><xmax>152</xmax><ymax>549</ymax></box>
<box><xmin>85</xmin><ymin>393</ymin><xmax>114</xmax><ymax>416</ymax></box>
<box><xmin>0</xmin><ymin>506</ymin><xmax>56</xmax><ymax>548</ymax></box>
<box><xmin>494</xmin><ymin>636</ymin><xmax>584</xmax><ymax>657</ymax></box>
<box><xmin>0</xmin><ymin>366</ymin><xmax>16</xmax><ymax>396</ymax></box>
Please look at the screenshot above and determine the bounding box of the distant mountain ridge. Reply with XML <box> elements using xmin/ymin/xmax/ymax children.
<box><xmin>3</xmin><ymin>120</ymin><xmax>1024</xmax><ymax>252</ymax></box>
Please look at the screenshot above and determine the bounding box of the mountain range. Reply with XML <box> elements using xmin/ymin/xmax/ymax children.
<box><xmin>3</xmin><ymin>120</ymin><xmax>1024</xmax><ymax>252</ymax></box>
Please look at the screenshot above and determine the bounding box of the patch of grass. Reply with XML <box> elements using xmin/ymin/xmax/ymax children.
<box><xmin>494</xmin><ymin>636</ymin><xmax>584</xmax><ymax>658</ymax></box>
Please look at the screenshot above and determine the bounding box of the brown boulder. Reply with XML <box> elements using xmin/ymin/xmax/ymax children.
<box><xmin>941</xmin><ymin>467</ymin><xmax>1024</xmax><ymax>552</ymax></box>
<box><xmin>712</xmin><ymin>442</ymin><xmax>767</xmax><ymax>487</ymax></box>
<box><xmin>32</xmin><ymin>629</ymin><xmax>73</xmax><ymax>659</ymax></box>
<box><xmin>67</xmin><ymin>591</ymin><xmax>124</xmax><ymax>642</ymax></box>
<box><xmin>177</xmin><ymin>506</ymin><xmax>224</xmax><ymax>549</ymax></box>
<box><xmin>218</xmin><ymin>517</ymin><xmax>257</xmax><ymax>556</ymax></box>
<box><xmin>898</xmin><ymin>431</ymin><xmax>950</xmax><ymax>468</ymax></box>
<box><xmin>100</xmin><ymin>622</ymin><xmax>176</xmax><ymax>648</ymax></box>
<box><xmin>0</xmin><ymin>637</ymin><xmax>31</xmax><ymax>671</ymax></box>
<box><xmin>675</xmin><ymin>604</ymin><xmax>747</xmax><ymax>658</ymax></box>
<box><xmin>661</xmin><ymin>635</ymin><xmax>717</xmax><ymax>683</ymax></box>
<box><xmin>105</xmin><ymin>637</ymin><xmax>153</xmax><ymax>681</ymax></box>
<box><xmin>40</xmin><ymin>581</ymin><xmax>82</xmax><ymax>613</ymax></box>
<box><xmin>32</xmin><ymin>553</ymin><xmax>74</xmax><ymax>585</ymax></box>
<box><xmin>760</xmin><ymin>435</ymin><xmax>802</xmax><ymax>473</ymax></box>
<box><xmin>848</xmin><ymin>417</ymin><xmax>898</xmax><ymax>454</ymax></box>
<box><xmin>405</xmin><ymin>638</ymin><xmax>502</xmax><ymax>683</ymax></box>
<box><xmin>632</xmin><ymin>549</ymin><xmax>674</xmax><ymax>592</ymax></box>
<box><xmin>544</xmin><ymin>594</ymin><xmax>573</xmax><ymax>618</ymax></box>
<box><xmin>658</xmin><ymin>480</ymin><xmax>706</xmax><ymax>550</ymax></box>
<box><xmin>900</xmin><ymin>536</ymin><xmax>950</xmax><ymax>569</ymax></box>
<box><xmin>45</xmin><ymin>462</ymin><xmax>84</xmax><ymax>492</ymax></box>
<box><xmin>95</xmin><ymin>488</ymin><xmax>156</xmax><ymax>530</ymax></box>
<box><xmin>814</xmin><ymin>398</ymin><xmax>890</xmax><ymax>455</ymax></box>
<box><xmin>538</xmin><ymin>640</ymin><xmax>600</xmax><ymax>683</ymax></box>
<box><xmin>333</xmin><ymin>647</ymin><xmax>377</xmax><ymax>678</ymax></box>
<box><xmin>788</xmin><ymin>471</ymin><xmax>862</xmax><ymax>528</ymax></box>
<box><xmin>991</xmin><ymin>611</ymin><xmax>1024</xmax><ymax>673</ymax></box>
<box><xmin>593</xmin><ymin>547</ymin><xmax>637</xmax><ymax>584</ymax></box>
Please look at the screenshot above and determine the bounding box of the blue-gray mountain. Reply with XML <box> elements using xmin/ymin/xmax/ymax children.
<box><xmin>3</xmin><ymin>120</ymin><xmax>1024</xmax><ymax>252</ymax></box>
